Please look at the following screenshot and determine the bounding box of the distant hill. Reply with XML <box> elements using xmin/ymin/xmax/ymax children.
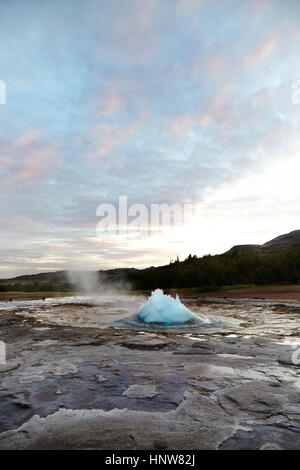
<box><xmin>8</xmin><ymin>271</ymin><xmax>68</xmax><ymax>282</ymax></box>
<box><xmin>1</xmin><ymin>268</ymin><xmax>141</xmax><ymax>283</ymax></box>
<box><xmin>226</xmin><ymin>244</ymin><xmax>263</xmax><ymax>255</ymax></box>
<box><xmin>263</xmin><ymin>230</ymin><xmax>300</xmax><ymax>248</ymax></box>
<box><xmin>2</xmin><ymin>229</ymin><xmax>300</xmax><ymax>291</ymax></box>
<box><xmin>226</xmin><ymin>230</ymin><xmax>300</xmax><ymax>254</ymax></box>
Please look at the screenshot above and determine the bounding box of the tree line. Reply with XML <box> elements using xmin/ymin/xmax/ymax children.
<box><xmin>127</xmin><ymin>248</ymin><xmax>300</xmax><ymax>290</ymax></box>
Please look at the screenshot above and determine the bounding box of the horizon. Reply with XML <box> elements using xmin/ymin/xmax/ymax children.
<box><xmin>2</xmin><ymin>227</ymin><xmax>299</xmax><ymax>280</ymax></box>
<box><xmin>1</xmin><ymin>0</ymin><xmax>300</xmax><ymax>277</ymax></box>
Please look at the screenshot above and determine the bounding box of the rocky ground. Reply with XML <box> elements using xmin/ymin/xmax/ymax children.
<box><xmin>0</xmin><ymin>296</ymin><xmax>299</xmax><ymax>450</ymax></box>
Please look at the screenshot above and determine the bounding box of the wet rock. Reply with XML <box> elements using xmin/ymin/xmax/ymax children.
<box><xmin>0</xmin><ymin>393</ymin><xmax>236</xmax><ymax>450</ymax></box>
<box><xmin>95</xmin><ymin>374</ymin><xmax>107</xmax><ymax>383</ymax></box>
<box><xmin>70</xmin><ymin>339</ymin><xmax>103</xmax><ymax>347</ymax></box>
<box><xmin>218</xmin><ymin>381</ymin><xmax>289</xmax><ymax>417</ymax></box>
<box><xmin>184</xmin><ymin>362</ymin><xmax>235</xmax><ymax>378</ymax></box>
<box><xmin>34</xmin><ymin>340</ymin><xmax>58</xmax><ymax>347</ymax></box>
<box><xmin>260</xmin><ymin>442</ymin><xmax>282</xmax><ymax>450</ymax></box>
<box><xmin>278</xmin><ymin>357</ymin><xmax>299</xmax><ymax>366</ymax></box>
<box><xmin>13</xmin><ymin>401</ymin><xmax>31</xmax><ymax>409</ymax></box>
<box><xmin>173</xmin><ymin>348</ymin><xmax>214</xmax><ymax>355</ymax></box>
<box><xmin>154</xmin><ymin>438</ymin><xmax>168</xmax><ymax>449</ymax></box>
<box><xmin>122</xmin><ymin>384</ymin><xmax>160</xmax><ymax>398</ymax></box>
<box><xmin>191</xmin><ymin>342</ymin><xmax>214</xmax><ymax>350</ymax></box>
<box><xmin>53</xmin><ymin>361</ymin><xmax>78</xmax><ymax>376</ymax></box>
<box><xmin>19</xmin><ymin>375</ymin><xmax>45</xmax><ymax>384</ymax></box>
<box><xmin>0</xmin><ymin>298</ymin><xmax>300</xmax><ymax>449</ymax></box>
<box><xmin>120</xmin><ymin>338</ymin><xmax>169</xmax><ymax>350</ymax></box>
<box><xmin>0</xmin><ymin>361</ymin><xmax>20</xmax><ymax>373</ymax></box>
<box><xmin>221</xmin><ymin>424</ymin><xmax>300</xmax><ymax>450</ymax></box>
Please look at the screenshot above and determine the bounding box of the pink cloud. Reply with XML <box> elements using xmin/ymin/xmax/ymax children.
<box><xmin>200</xmin><ymin>81</ymin><xmax>236</xmax><ymax>120</ymax></box>
<box><xmin>91</xmin><ymin>74</ymin><xmax>146</xmax><ymax>119</ymax></box>
<box><xmin>164</xmin><ymin>81</ymin><xmax>236</xmax><ymax>136</ymax></box>
<box><xmin>14</xmin><ymin>129</ymin><xmax>42</xmax><ymax>147</ymax></box>
<box><xmin>243</xmin><ymin>36</ymin><xmax>279</xmax><ymax>70</ymax></box>
<box><xmin>165</xmin><ymin>115</ymin><xmax>194</xmax><ymax>136</ymax></box>
<box><xmin>100</xmin><ymin>89</ymin><xmax>122</xmax><ymax>116</ymax></box>
<box><xmin>0</xmin><ymin>129</ymin><xmax>61</xmax><ymax>189</ymax></box>
<box><xmin>16</xmin><ymin>145</ymin><xmax>58</xmax><ymax>183</ymax></box>
<box><xmin>86</xmin><ymin>115</ymin><xmax>143</xmax><ymax>164</ymax></box>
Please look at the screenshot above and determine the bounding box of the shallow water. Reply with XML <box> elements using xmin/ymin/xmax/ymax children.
<box><xmin>0</xmin><ymin>293</ymin><xmax>216</xmax><ymax>331</ymax></box>
<box><xmin>0</xmin><ymin>294</ymin><xmax>144</xmax><ymax>328</ymax></box>
<box><xmin>118</xmin><ymin>314</ymin><xmax>217</xmax><ymax>332</ymax></box>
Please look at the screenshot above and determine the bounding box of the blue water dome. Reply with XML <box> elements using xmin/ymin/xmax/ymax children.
<box><xmin>137</xmin><ymin>289</ymin><xmax>201</xmax><ymax>325</ymax></box>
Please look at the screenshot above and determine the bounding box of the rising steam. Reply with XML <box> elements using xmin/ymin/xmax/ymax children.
<box><xmin>66</xmin><ymin>268</ymin><xmax>131</xmax><ymax>299</ymax></box>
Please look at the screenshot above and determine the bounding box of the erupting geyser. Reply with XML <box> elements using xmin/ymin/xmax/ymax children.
<box><xmin>136</xmin><ymin>289</ymin><xmax>199</xmax><ymax>325</ymax></box>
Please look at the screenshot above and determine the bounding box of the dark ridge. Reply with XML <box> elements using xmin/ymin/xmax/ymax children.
<box><xmin>226</xmin><ymin>230</ymin><xmax>300</xmax><ymax>254</ymax></box>
<box><xmin>263</xmin><ymin>229</ymin><xmax>300</xmax><ymax>248</ymax></box>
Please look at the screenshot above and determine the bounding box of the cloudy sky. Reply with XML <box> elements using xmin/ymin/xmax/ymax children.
<box><xmin>1</xmin><ymin>0</ymin><xmax>300</xmax><ymax>278</ymax></box>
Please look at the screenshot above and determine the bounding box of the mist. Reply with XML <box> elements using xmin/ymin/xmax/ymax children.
<box><xmin>66</xmin><ymin>268</ymin><xmax>132</xmax><ymax>300</ymax></box>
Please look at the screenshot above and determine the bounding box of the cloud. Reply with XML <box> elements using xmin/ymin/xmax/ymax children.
<box><xmin>250</xmin><ymin>0</ymin><xmax>272</xmax><ymax>19</ymax></box>
<box><xmin>100</xmin><ymin>89</ymin><xmax>122</xmax><ymax>116</ymax></box>
<box><xmin>85</xmin><ymin>115</ymin><xmax>144</xmax><ymax>164</ymax></box>
<box><xmin>176</xmin><ymin>0</ymin><xmax>205</xmax><ymax>14</ymax></box>
<box><xmin>0</xmin><ymin>130</ymin><xmax>61</xmax><ymax>190</ymax></box>
<box><xmin>204</xmin><ymin>54</ymin><xmax>225</xmax><ymax>79</ymax></box>
<box><xmin>164</xmin><ymin>80</ymin><xmax>236</xmax><ymax>136</ymax></box>
<box><xmin>95</xmin><ymin>0</ymin><xmax>159</xmax><ymax>64</ymax></box>
<box><xmin>243</xmin><ymin>36</ymin><xmax>279</xmax><ymax>70</ymax></box>
<box><xmin>165</xmin><ymin>115</ymin><xmax>194</xmax><ymax>136</ymax></box>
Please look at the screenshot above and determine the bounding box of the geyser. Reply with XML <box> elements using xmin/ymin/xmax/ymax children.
<box><xmin>136</xmin><ymin>289</ymin><xmax>199</xmax><ymax>325</ymax></box>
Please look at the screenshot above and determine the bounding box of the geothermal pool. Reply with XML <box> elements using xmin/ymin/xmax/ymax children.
<box><xmin>1</xmin><ymin>289</ymin><xmax>216</xmax><ymax>330</ymax></box>
<box><xmin>1</xmin><ymin>289</ymin><xmax>299</xmax><ymax>335</ymax></box>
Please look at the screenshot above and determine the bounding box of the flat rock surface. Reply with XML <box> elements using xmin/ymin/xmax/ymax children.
<box><xmin>0</xmin><ymin>295</ymin><xmax>299</xmax><ymax>449</ymax></box>
<box><xmin>122</xmin><ymin>384</ymin><xmax>160</xmax><ymax>398</ymax></box>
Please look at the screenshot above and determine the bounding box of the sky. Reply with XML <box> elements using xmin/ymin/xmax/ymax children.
<box><xmin>1</xmin><ymin>0</ymin><xmax>300</xmax><ymax>278</ymax></box>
